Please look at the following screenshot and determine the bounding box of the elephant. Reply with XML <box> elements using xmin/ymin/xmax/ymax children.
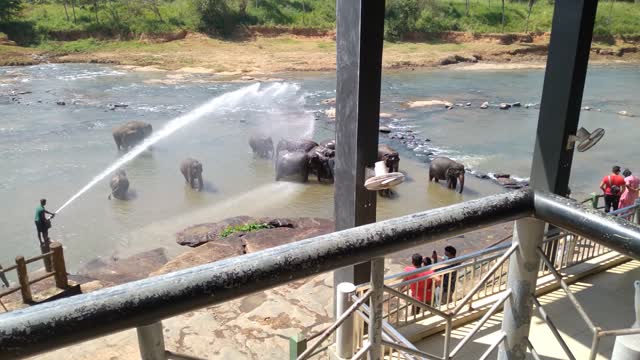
<box><xmin>319</xmin><ymin>139</ymin><xmax>336</xmax><ymax>150</ymax></box>
<box><xmin>275</xmin><ymin>151</ymin><xmax>310</xmax><ymax>183</ymax></box>
<box><xmin>180</xmin><ymin>158</ymin><xmax>204</xmax><ymax>191</ymax></box>
<box><xmin>249</xmin><ymin>136</ymin><xmax>274</xmax><ymax>159</ymax></box>
<box><xmin>276</xmin><ymin>139</ymin><xmax>318</xmax><ymax>158</ymax></box>
<box><xmin>308</xmin><ymin>146</ymin><xmax>334</xmax><ymax>183</ymax></box>
<box><xmin>429</xmin><ymin>157</ymin><xmax>465</xmax><ymax>193</ymax></box>
<box><xmin>378</xmin><ymin>144</ymin><xmax>400</xmax><ymax>173</ymax></box>
<box><xmin>108</xmin><ymin>169</ymin><xmax>129</xmax><ymax>200</ymax></box>
<box><xmin>112</xmin><ymin>121</ymin><xmax>153</xmax><ymax>151</ymax></box>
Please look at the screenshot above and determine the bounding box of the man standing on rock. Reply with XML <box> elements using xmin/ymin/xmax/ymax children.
<box><xmin>35</xmin><ymin>199</ymin><xmax>55</xmax><ymax>270</ymax></box>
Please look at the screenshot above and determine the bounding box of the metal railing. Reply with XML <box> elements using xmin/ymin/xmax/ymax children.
<box><xmin>1</xmin><ymin>190</ymin><xmax>640</xmax><ymax>360</ymax></box>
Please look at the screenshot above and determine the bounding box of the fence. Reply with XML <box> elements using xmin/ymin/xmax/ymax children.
<box><xmin>0</xmin><ymin>241</ymin><xmax>68</xmax><ymax>310</ymax></box>
<box><xmin>297</xmin><ymin>197</ymin><xmax>640</xmax><ymax>360</ymax></box>
<box><xmin>2</xmin><ymin>190</ymin><xmax>640</xmax><ymax>360</ymax></box>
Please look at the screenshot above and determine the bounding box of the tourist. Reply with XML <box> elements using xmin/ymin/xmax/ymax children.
<box><xmin>403</xmin><ymin>253</ymin><xmax>439</xmax><ymax>314</ymax></box>
<box><xmin>35</xmin><ymin>198</ymin><xmax>55</xmax><ymax>248</ymax></box>
<box><xmin>619</xmin><ymin>169</ymin><xmax>640</xmax><ymax>209</ymax></box>
<box><xmin>440</xmin><ymin>245</ymin><xmax>458</xmax><ymax>305</ymax></box>
<box><xmin>600</xmin><ymin>166</ymin><xmax>626</xmax><ymax>213</ymax></box>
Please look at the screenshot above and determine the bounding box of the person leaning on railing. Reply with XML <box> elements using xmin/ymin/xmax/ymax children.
<box><xmin>402</xmin><ymin>253</ymin><xmax>440</xmax><ymax>314</ymax></box>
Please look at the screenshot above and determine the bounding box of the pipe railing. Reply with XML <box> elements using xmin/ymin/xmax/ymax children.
<box><xmin>2</xmin><ymin>190</ymin><xmax>640</xmax><ymax>359</ymax></box>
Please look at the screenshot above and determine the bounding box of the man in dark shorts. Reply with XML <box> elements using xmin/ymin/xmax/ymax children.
<box><xmin>441</xmin><ymin>246</ymin><xmax>458</xmax><ymax>305</ymax></box>
<box><xmin>35</xmin><ymin>199</ymin><xmax>55</xmax><ymax>265</ymax></box>
<box><xmin>600</xmin><ymin>166</ymin><xmax>626</xmax><ymax>213</ymax></box>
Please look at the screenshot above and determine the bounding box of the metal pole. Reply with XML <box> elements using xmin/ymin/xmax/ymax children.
<box><xmin>333</xmin><ymin>0</ymin><xmax>386</xmax><ymax>301</ymax></box>
<box><xmin>498</xmin><ymin>218</ymin><xmax>545</xmax><ymax>360</ymax></box>
<box><xmin>136</xmin><ymin>321</ymin><xmax>166</xmax><ymax>360</ymax></box>
<box><xmin>336</xmin><ymin>282</ymin><xmax>356</xmax><ymax>358</ymax></box>
<box><xmin>368</xmin><ymin>258</ymin><xmax>384</xmax><ymax>360</ymax></box>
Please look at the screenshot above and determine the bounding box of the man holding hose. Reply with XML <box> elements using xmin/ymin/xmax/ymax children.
<box><xmin>34</xmin><ymin>199</ymin><xmax>55</xmax><ymax>270</ymax></box>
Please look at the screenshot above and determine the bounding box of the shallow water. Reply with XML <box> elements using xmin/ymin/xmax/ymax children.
<box><xmin>0</xmin><ymin>63</ymin><xmax>637</xmax><ymax>272</ymax></box>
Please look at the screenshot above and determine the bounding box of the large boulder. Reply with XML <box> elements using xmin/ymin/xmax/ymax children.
<box><xmin>177</xmin><ymin>216</ymin><xmax>253</xmax><ymax>247</ymax></box>
<box><xmin>77</xmin><ymin>248</ymin><xmax>169</xmax><ymax>285</ymax></box>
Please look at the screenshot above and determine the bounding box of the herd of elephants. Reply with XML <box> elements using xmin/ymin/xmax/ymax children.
<box><xmin>108</xmin><ymin>120</ymin><xmax>467</xmax><ymax>200</ymax></box>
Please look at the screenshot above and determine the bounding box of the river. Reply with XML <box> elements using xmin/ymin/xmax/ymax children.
<box><xmin>0</xmin><ymin>63</ymin><xmax>638</xmax><ymax>272</ymax></box>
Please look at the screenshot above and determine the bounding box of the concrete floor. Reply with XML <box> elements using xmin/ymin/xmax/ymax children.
<box><xmin>415</xmin><ymin>260</ymin><xmax>640</xmax><ymax>360</ymax></box>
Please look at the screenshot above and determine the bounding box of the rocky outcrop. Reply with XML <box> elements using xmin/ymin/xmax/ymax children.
<box><xmin>162</xmin><ymin>217</ymin><xmax>334</xmax><ymax>275</ymax></box>
<box><xmin>77</xmin><ymin>248</ymin><xmax>169</xmax><ymax>285</ymax></box>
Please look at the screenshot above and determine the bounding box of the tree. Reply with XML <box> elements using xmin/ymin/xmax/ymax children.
<box><xmin>524</xmin><ymin>0</ymin><xmax>534</xmax><ymax>32</ymax></box>
<box><xmin>501</xmin><ymin>0</ymin><xmax>505</xmax><ymax>32</ymax></box>
<box><xmin>0</xmin><ymin>0</ymin><xmax>23</xmax><ymax>22</ymax></box>
<box><xmin>146</xmin><ymin>0</ymin><xmax>163</xmax><ymax>22</ymax></box>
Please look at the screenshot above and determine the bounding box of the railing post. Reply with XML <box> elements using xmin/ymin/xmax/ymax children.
<box><xmin>136</xmin><ymin>321</ymin><xmax>166</xmax><ymax>360</ymax></box>
<box><xmin>290</xmin><ymin>333</ymin><xmax>307</xmax><ymax>360</ymax></box>
<box><xmin>633</xmin><ymin>199</ymin><xmax>640</xmax><ymax>225</ymax></box>
<box><xmin>498</xmin><ymin>218</ymin><xmax>545</xmax><ymax>360</ymax></box>
<box><xmin>368</xmin><ymin>258</ymin><xmax>384</xmax><ymax>360</ymax></box>
<box><xmin>50</xmin><ymin>242</ymin><xmax>68</xmax><ymax>289</ymax></box>
<box><xmin>40</xmin><ymin>239</ymin><xmax>52</xmax><ymax>273</ymax></box>
<box><xmin>15</xmin><ymin>256</ymin><xmax>32</xmax><ymax>304</ymax></box>
<box><xmin>0</xmin><ymin>265</ymin><xmax>9</xmax><ymax>288</ymax></box>
<box><xmin>336</xmin><ymin>282</ymin><xmax>356</xmax><ymax>358</ymax></box>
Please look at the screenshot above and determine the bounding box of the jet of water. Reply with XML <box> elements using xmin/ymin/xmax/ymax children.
<box><xmin>56</xmin><ymin>82</ymin><xmax>300</xmax><ymax>214</ymax></box>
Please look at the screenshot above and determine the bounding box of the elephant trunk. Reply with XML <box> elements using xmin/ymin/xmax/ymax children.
<box><xmin>458</xmin><ymin>173</ymin><xmax>465</xmax><ymax>193</ymax></box>
<box><xmin>198</xmin><ymin>176</ymin><xmax>203</xmax><ymax>191</ymax></box>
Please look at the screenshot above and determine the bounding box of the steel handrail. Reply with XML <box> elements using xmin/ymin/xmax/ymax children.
<box><xmin>0</xmin><ymin>189</ymin><xmax>534</xmax><ymax>359</ymax></box>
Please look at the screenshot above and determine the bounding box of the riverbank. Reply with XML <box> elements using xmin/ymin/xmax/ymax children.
<box><xmin>1</xmin><ymin>31</ymin><xmax>639</xmax><ymax>74</ymax></box>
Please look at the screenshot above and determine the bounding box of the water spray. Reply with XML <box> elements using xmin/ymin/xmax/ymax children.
<box><xmin>56</xmin><ymin>82</ymin><xmax>301</xmax><ymax>214</ymax></box>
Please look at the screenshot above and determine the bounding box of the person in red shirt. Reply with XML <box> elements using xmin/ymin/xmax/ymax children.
<box><xmin>600</xmin><ymin>165</ymin><xmax>626</xmax><ymax>213</ymax></box>
<box><xmin>403</xmin><ymin>253</ymin><xmax>439</xmax><ymax>314</ymax></box>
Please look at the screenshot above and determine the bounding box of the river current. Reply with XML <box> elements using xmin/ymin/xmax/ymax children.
<box><xmin>0</xmin><ymin>64</ymin><xmax>638</xmax><ymax>272</ymax></box>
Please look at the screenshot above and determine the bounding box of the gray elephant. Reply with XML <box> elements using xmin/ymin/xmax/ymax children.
<box><xmin>276</xmin><ymin>139</ymin><xmax>318</xmax><ymax>157</ymax></box>
<box><xmin>275</xmin><ymin>151</ymin><xmax>310</xmax><ymax>183</ymax></box>
<box><xmin>429</xmin><ymin>157</ymin><xmax>465</xmax><ymax>193</ymax></box>
<box><xmin>249</xmin><ymin>136</ymin><xmax>274</xmax><ymax>159</ymax></box>
<box><xmin>108</xmin><ymin>169</ymin><xmax>129</xmax><ymax>200</ymax></box>
<box><xmin>308</xmin><ymin>146</ymin><xmax>334</xmax><ymax>183</ymax></box>
<box><xmin>378</xmin><ymin>144</ymin><xmax>400</xmax><ymax>172</ymax></box>
<box><xmin>180</xmin><ymin>158</ymin><xmax>204</xmax><ymax>191</ymax></box>
<box><xmin>112</xmin><ymin>121</ymin><xmax>153</xmax><ymax>151</ymax></box>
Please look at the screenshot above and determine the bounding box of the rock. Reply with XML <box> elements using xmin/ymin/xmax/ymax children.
<box><xmin>177</xmin><ymin>215</ymin><xmax>253</xmax><ymax>247</ymax></box>
<box><xmin>618</xmin><ymin>110</ymin><xmax>633</xmax><ymax>117</ymax></box>
<box><xmin>499</xmin><ymin>103</ymin><xmax>511</xmax><ymax>110</ymax></box>
<box><xmin>582</xmin><ymin>106</ymin><xmax>591</xmax><ymax>111</ymax></box>
<box><xmin>455</xmin><ymin>103</ymin><xmax>464</xmax><ymax>107</ymax></box>
<box><xmin>493</xmin><ymin>173</ymin><xmax>511</xmax><ymax>179</ymax></box>
<box><xmin>379</xmin><ymin>126</ymin><xmax>392</xmax><ymax>134</ymax></box>
<box><xmin>480</xmin><ymin>102</ymin><xmax>489</xmax><ymax>109</ymax></box>
<box><xmin>424</xmin><ymin>138</ymin><xmax>431</xmax><ymax>142</ymax></box>
<box><xmin>511</xmin><ymin>102</ymin><xmax>521</xmax><ymax>107</ymax></box>
<box><xmin>405</xmin><ymin>100</ymin><xmax>453</xmax><ymax>108</ymax></box>
<box><xmin>525</xmin><ymin>103</ymin><xmax>537</xmax><ymax>108</ymax></box>
<box><xmin>497</xmin><ymin>177</ymin><xmax>519</xmax><ymax>187</ymax></box>
<box><xmin>56</xmin><ymin>101</ymin><xmax>66</xmax><ymax>106</ymax></box>
<box><xmin>324</xmin><ymin>107</ymin><xmax>336</xmax><ymax>119</ymax></box>
<box><xmin>474</xmin><ymin>172</ymin><xmax>490</xmax><ymax>179</ymax></box>
<box><xmin>321</xmin><ymin>98</ymin><xmax>336</xmax><ymax>105</ymax></box>
<box><xmin>240</xmin><ymin>76</ymin><xmax>255</xmax><ymax>81</ymax></box>
<box><xmin>466</xmin><ymin>102</ymin><xmax>472</xmax><ymax>107</ymax></box>
<box><xmin>379</xmin><ymin>112</ymin><xmax>393</xmax><ymax>119</ymax></box>
<box><xmin>77</xmin><ymin>248</ymin><xmax>169</xmax><ymax>285</ymax></box>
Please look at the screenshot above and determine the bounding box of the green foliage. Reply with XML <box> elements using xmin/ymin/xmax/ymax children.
<box><xmin>3</xmin><ymin>0</ymin><xmax>640</xmax><ymax>46</ymax></box>
<box><xmin>0</xmin><ymin>0</ymin><xmax>22</xmax><ymax>22</ymax></box>
<box><xmin>220</xmin><ymin>223</ymin><xmax>273</xmax><ymax>238</ymax></box>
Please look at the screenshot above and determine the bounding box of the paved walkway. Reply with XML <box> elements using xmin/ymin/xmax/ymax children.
<box><xmin>415</xmin><ymin>260</ymin><xmax>640</xmax><ymax>359</ymax></box>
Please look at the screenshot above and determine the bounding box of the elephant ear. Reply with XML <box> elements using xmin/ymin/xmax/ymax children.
<box><xmin>445</xmin><ymin>168</ymin><xmax>453</xmax><ymax>177</ymax></box>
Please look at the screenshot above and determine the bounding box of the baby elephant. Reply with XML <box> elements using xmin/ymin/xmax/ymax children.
<box><xmin>180</xmin><ymin>158</ymin><xmax>204</xmax><ymax>191</ymax></box>
<box><xmin>249</xmin><ymin>136</ymin><xmax>274</xmax><ymax>159</ymax></box>
<box><xmin>109</xmin><ymin>169</ymin><xmax>130</xmax><ymax>200</ymax></box>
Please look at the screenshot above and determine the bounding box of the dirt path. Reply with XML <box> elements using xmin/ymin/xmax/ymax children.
<box><xmin>2</xmin><ymin>32</ymin><xmax>639</xmax><ymax>74</ymax></box>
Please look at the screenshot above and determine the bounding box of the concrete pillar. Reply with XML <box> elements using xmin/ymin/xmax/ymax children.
<box><xmin>498</xmin><ymin>218</ymin><xmax>545</xmax><ymax>360</ymax></box>
<box><xmin>136</xmin><ymin>322</ymin><xmax>166</xmax><ymax>360</ymax></box>
<box><xmin>336</xmin><ymin>282</ymin><xmax>356</xmax><ymax>358</ymax></box>
<box><xmin>333</xmin><ymin>0</ymin><xmax>386</xmax><ymax>307</ymax></box>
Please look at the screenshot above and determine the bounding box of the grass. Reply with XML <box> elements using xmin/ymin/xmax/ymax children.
<box><xmin>220</xmin><ymin>223</ymin><xmax>273</xmax><ymax>238</ymax></box>
<box><xmin>1</xmin><ymin>0</ymin><xmax>640</xmax><ymax>47</ymax></box>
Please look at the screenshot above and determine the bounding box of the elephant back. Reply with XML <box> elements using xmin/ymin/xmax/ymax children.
<box><xmin>277</xmin><ymin>139</ymin><xmax>319</xmax><ymax>156</ymax></box>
